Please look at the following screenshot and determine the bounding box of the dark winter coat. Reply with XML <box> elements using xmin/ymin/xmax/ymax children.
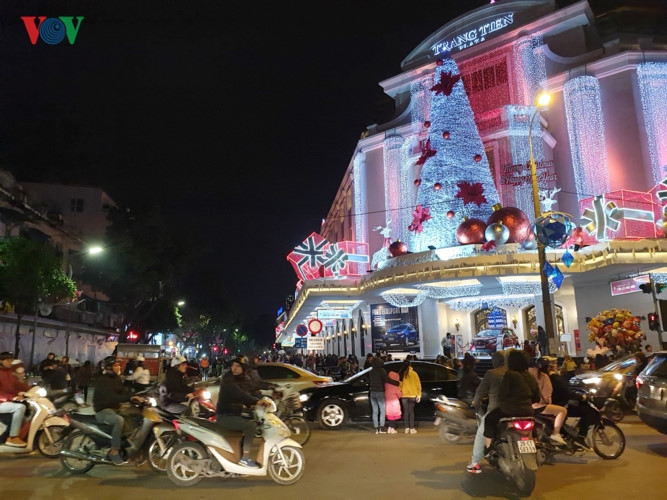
<box><xmin>368</xmin><ymin>357</ymin><xmax>399</xmax><ymax>393</ymax></box>
<box><xmin>165</xmin><ymin>367</ymin><xmax>193</xmax><ymax>403</ymax></box>
<box><xmin>216</xmin><ymin>371</ymin><xmax>259</xmax><ymax>416</ymax></box>
<box><xmin>92</xmin><ymin>372</ymin><xmax>131</xmax><ymax>412</ymax></box>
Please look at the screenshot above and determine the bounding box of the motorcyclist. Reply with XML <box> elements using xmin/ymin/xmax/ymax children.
<box><xmin>466</xmin><ymin>350</ymin><xmax>506</xmax><ymax>474</ymax></box>
<box><xmin>123</xmin><ymin>356</ymin><xmax>151</xmax><ymax>393</ymax></box>
<box><xmin>215</xmin><ymin>357</ymin><xmax>270</xmax><ymax>468</ymax></box>
<box><xmin>0</xmin><ymin>352</ymin><xmax>30</xmax><ymax>447</ymax></box>
<box><xmin>92</xmin><ymin>356</ymin><xmax>139</xmax><ymax>464</ymax></box>
<box><xmin>160</xmin><ymin>356</ymin><xmax>195</xmax><ymax>414</ymax></box>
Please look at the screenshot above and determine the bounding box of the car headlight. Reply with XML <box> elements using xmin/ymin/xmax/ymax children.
<box><xmin>613</xmin><ymin>373</ymin><xmax>624</xmax><ymax>381</ymax></box>
<box><xmin>202</xmin><ymin>390</ymin><xmax>211</xmax><ymax>400</ymax></box>
<box><xmin>36</xmin><ymin>387</ymin><xmax>47</xmax><ymax>397</ymax></box>
<box><xmin>583</xmin><ymin>377</ymin><xmax>601</xmax><ymax>385</ymax></box>
<box><xmin>299</xmin><ymin>393</ymin><xmax>311</xmax><ymax>403</ymax></box>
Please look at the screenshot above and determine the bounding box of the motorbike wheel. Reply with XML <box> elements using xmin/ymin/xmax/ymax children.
<box><xmin>167</xmin><ymin>441</ymin><xmax>207</xmax><ymax>487</ymax></box>
<box><xmin>603</xmin><ymin>400</ymin><xmax>625</xmax><ymax>422</ymax></box>
<box><xmin>147</xmin><ymin>431</ymin><xmax>179</xmax><ymax>473</ymax></box>
<box><xmin>317</xmin><ymin>400</ymin><xmax>346</xmax><ymax>430</ymax></box>
<box><xmin>438</xmin><ymin>424</ymin><xmax>462</xmax><ymax>444</ymax></box>
<box><xmin>284</xmin><ymin>416</ymin><xmax>311</xmax><ymax>445</ymax></box>
<box><xmin>591</xmin><ymin>420</ymin><xmax>626</xmax><ymax>459</ymax></box>
<box><xmin>268</xmin><ymin>445</ymin><xmax>305</xmax><ymax>485</ymax></box>
<box><xmin>513</xmin><ymin>466</ymin><xmax>536</xmax><ymax>496</ymax></box>
<box><xmin>37</xmin><ymin>425</ymin><xmax>67</xmax><ymax>458</ymax></box>
<box><xmin>60</xmin><ymin>430</ymin><xmax>97</xmax><ymax>474</ymax></box>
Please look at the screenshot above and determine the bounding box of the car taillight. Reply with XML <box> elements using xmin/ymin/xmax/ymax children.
<box><xmin>172</xmin><ymin>419</ymin><xmax>180</xmax><ymax>430</ymax></box>
<box><xmin>435</xmin><ymin>404</ymin><xmax>447</xmax><ymax>412</ymax></box>
<box><xmin>513</xmin><ymin>420</ymin><xmax>534</xmax><ymax>431</ymax></box>
<box><xmin>636</xmin><ymin>376</ymin><xmax>644</xmax><ymax>389</ymax></box>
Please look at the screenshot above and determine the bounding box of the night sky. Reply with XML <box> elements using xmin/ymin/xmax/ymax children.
<box><xmin>0</xmin><ymin>0</ymin><xmax>495</xmax><ymax>323</ymax></box>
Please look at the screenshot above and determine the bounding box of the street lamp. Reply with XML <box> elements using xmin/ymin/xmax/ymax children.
<box><xmin>529</xmin><ymin>91</ymin><xmax>556</xmax><ymax>355</ymax></box>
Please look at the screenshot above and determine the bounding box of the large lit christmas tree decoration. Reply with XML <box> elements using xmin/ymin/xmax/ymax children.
<box><xmin>411</xmin><ymin>57</ymin><xmax>501</xmax><ymax>251</ymax></box>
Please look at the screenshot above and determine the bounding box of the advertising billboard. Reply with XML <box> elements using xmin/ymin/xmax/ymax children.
<box><xmin>370</xmin><ymin>303</ymin><xmax>420</xmax><ymax>354</ymax></box>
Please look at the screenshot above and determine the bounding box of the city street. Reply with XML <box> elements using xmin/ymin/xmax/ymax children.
<box><xmin>0</xmin><ymin>415</ymin><xmax>665</xmax><ymax>500</ymax></box>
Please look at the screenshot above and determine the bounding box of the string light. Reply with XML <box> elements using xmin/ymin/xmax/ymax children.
<box><xmin>383</xmin><ymin>134</ymin><xmax>405</xmax><ymax>241</ymax></box>
<box><xmin>380</xmin><ymin>290</ymin><xmax>429</xmax><ymax>308</ymax></box>
<box><xmin>353</xmin><ymin>152</ymin><xmax>368</xmax><ymax>244</ymax></box>
<box><xmin>637</xmin><ymin>63</ymin><xmax>667</xmax><ymax>185</ymax></box>
<box><xmin>447</xmin><ymin>294</ymin><xmax>535</xmax><ymax>311</ymax></box>
<box><xmin>563</xmin><ymin>76</ymin><xmax>610</xmax><ymax>204</ymax></box>
<box><xmin>500</xmin><ymin>279</ymin><xmax>557</xmax><ymax>295</ymax></box>
<box><xmin>417</xmin><ymin>280</ymin><xmax>482</xmax><ymax>298</ymax></box>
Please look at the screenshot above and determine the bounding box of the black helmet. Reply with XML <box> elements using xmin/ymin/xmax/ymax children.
<box><xmin>536</xmin><ymin>357</ymin><xmax>550</xmax><ymax>371</ymax></box>
<box><xmin>102</xmin><ymin>355</ymin><xmax>117</xmax><ymax>367</ymax></box>
<box><xmin>0</xmin><ymin>352</ymin><xmax>14</xmax><ymax>361</ymax></box>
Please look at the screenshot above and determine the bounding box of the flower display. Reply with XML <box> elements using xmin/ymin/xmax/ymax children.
<box><xmin>586</xmin><ymin>308</ymin><xmax>644</xmax><ymax>353</ymax></box>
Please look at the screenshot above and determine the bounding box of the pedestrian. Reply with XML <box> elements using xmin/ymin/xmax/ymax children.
<box><xmin>384</xmin><ymin>371</ymin><xmax>402</xmax><ymax>434</ymax></box>
<box><xmin>61</xmin><ymin>356</ymin><xmax>75</xmax><ymax>389</ymax></box>
<box><xmin>76</xmin><ymin>360</ymin><xmax>93</xmax><ymax>403</ymax></box>
<box><xmin>199</xmin><ymin>355</ymin><xmax>210</xmax><ymax>380</ymax></box>
<box><xmin>537</xmin><ymin>326</ymin><xmax>548</xmax><ymax>357</ymax></box>
<box><xmin>38</xmin><ymin>352</ymin><xmax>57</xmax><ymax>388</ymax></box>
<box><xmin>457</xmin><ymin>353</ymin><xmax>481</xmax><ymax>406</ymax></box>
<box><xmin>399</xmin><ymin>358</ymin><xmax>422</xmax><ymax>434</ymax></box>
<box><xmin>363</xmin><ymin>353</ymin><xmax>374</xmax><ymax>370</ymax></box>
<box><xmin>561</xmin><ymin>354</ymin><xmax>577</xmax><ymax>382</ymax></box>
<box><xmin>369</xmin><ymin>356</ymin><xmax>399</xmax><ymax>434</ymax></box>
<box><xmin>441</xmin><ymin>333</ymin><xmax>453</xmax><ymax>358</ymax></box>
<box><xmin>645</xmin><ymin>344</ymin><xmax>654</xmax><ymax>354</ymax></box>
<box><xmin>523</xmin><ymin>340</ymin><xmax>535</xmax><ymax>358</ymax></box>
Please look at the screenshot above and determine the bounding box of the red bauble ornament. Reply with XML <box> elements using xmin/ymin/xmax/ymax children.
<box><xmin>436</xmin><ymin>59</ymin><xmax>444</xmax><ymax>66</ymax></box>
<box><xmin>424</xmin><ymin>121</ymin><xmax>431</xmax><ymax>128</ymax></box>
<box><xmin>456</xmin><ymin>218</ymin><xmax>487</xmax><ymax>245</ymax></box>
<box><xmin>487</xmin><ymin>206</ymin><xmax>531</xmax><ymax>244</ymax></box>
<box><xmin>474</xmin><ymin>154</ymin><xmax>482</xmax><ymax>162</ymax></box>
<box><xmin>442</xmin><ymin>131</ymin><xmax>450</xmax><ymax>140</ymax></box>
<box><xmin>388</xmin><ymin>240</ymin><xmax>409</xmax><ymax>257</ymax></box>
<box><xmin>434</xmin><ymin>183</ymin><xmax>442</xmax><ymax>191</ymax></box>
<box><xmin>447</xmin><ymin>210</ymin><xmax>454</xmax><ymax>219</ymax></box>
<box><xmin>414</xmin><ymin>179</ymin><xmax>421</xmax><ymax>186</ymax></box>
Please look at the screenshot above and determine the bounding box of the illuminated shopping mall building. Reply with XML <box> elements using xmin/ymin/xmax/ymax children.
<box><xmin>277</xmin><ymin>0</ymin><xmax>667</xmax><ymax>359</ymax></box>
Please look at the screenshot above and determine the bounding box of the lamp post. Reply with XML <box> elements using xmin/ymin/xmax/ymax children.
<box><xmin>528</xmin><ymin>92</ymin><xmax>556</xmax><ymax>355</ymax></box>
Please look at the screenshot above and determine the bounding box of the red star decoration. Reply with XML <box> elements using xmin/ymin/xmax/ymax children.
<box><xmin>481</xmin><ymin>241</ymin><xmax>497</xmax><ymax>252</ymax></box>
<box><xmin>408</xmin><ymin>204</ymin><xmax>432</xmax><ymax>233</ymax></box>
<box><xmin>455</xmin><ymin>181</ymin><xmax>487</xmax><ymax>207</ymax></box>
<box><xmin>430</xmin><ymin>71</ymin><xmax>461</xmax><ymax>96</ymax></box>
<box><xmin>415</xmin><ymin>139</ymin><xmax>437</xmax><ymax>166</ymax></box>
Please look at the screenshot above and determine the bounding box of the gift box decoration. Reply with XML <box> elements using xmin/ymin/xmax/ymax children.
<box><xmin>579</xmin><ymin>189</ymin><xmax>657</xmax><ymax>241</ymax></box>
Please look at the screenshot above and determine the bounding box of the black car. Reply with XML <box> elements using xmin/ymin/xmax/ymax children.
<box><xmin>637</xmin><ymin>351</ymin><xmax>667</xmax><ymax>434</ymax></box>
<box><xmin>298</xmin><ymin>360</ymin><xmax>458</xmax><ymax>430</ymax></box>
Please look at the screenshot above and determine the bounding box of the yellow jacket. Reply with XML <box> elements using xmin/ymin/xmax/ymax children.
<box><xmin>399</xmin><ymin>367</ymin><xmax>422</xmax><ymax>398</ymax></box>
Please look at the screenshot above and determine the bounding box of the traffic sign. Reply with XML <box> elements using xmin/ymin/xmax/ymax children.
<box><xmin>294</xmin><ymin>337</ymin><xmax>307</xmax><ymax>348</ymax></box>
<box><xmin>308</xmin><ymin>318</ymin><xmax>323</xmax><ymax>335</ymax></box>
<box><xmin>296</xmin><ymin>324</ymin><xmax>308</xmax><ymax>337</ymax></box>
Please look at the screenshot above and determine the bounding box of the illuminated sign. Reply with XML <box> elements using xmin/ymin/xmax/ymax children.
<box><xmin>317</xmin><ymin>309</ymin><xmax>352</xmax><ymax>320</ymax></box>
<box><xmin>500</xmin><ymin>160</ymin><xmax>557</xmax><ymax>186</ymax></box>
<box><xmin>431</xmin><ymin>13</ymin><xmax>514</xmax><ymax>55</ymax></box>
<box><xmin>21</xmin><ymin>16</ymin><xmax>84</xmax><ymax>45</ymax></box>
<box><xmin>610</xmin><ymin>275</ymin><xmax>650</xmax><ymax>297</ymax></box>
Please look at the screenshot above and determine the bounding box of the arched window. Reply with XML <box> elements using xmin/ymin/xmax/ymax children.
<box><xmin>524</xmin><ymin>305</ymin><xmax>564</xmax><ymax>335</ymax></box>
<box><xmin>473</xmin><ymin>307</ymin><xmax>508</xmax><ymax>334</ymax></box>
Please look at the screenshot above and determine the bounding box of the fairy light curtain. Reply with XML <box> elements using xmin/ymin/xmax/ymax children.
<box><xmin>384</xmin><ymin>134</ymin><xmax>404</xmax><ymax>242</ymax></box>
<box><xmin>563</xmin><ymin>75</ymin><xmax>610</xmax><ymax>203</ymax></box>
<box><xmin>637</xmin><ymin>63</ymin><xmax>667</xmax><ymax>186</ymax></box>
<box><xmin>353</xmin><ymin>152</ymin><xmax>368</xmax><ymax>247</ymax></box>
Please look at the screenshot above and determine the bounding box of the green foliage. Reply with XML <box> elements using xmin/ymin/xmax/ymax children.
<box><xmin>0</xmin><ymin>237</ymin><xmax>76</xmax><ymax>314</ymax></box>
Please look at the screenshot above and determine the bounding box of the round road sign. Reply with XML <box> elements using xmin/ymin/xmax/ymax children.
<box><xmin>296</xmin><ymin>324</ymin><xmax>309</xmax><ymax>337</ymax></box>
<box><xmin>308</xmin><ymin>319</ymin><xmax>323</xmax><ymax>335</ymax></box>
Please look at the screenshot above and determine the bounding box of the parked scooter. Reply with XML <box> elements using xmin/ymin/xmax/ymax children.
<box><xmin>0</xmin><ymin>385</ymin><xmax>70</xmax><ymax>457</ymax></box>
<box><xmin>485</xmin><ymin>415</ymin><xmax>539</xmax><ymax>496</ymax></box>
<box><xmin>59</xmin><ymin>396</ymin><xmax>160</xmax><ymax>473</ymax></box>
<box><xmin>433</xmin><ymin>395</ymin><xmax>478</xmax><ymax>444</ymax></box>
<box><xmin>166</xmin><ymin>396</ymin><xmax>305</xmax><ymax>486</ymax></box>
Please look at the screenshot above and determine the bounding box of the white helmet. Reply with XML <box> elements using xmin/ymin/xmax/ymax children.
<box><xmin>171</xmin><ymin>356</ymin><xmax>187</xmax><ymax>367</ymax></box>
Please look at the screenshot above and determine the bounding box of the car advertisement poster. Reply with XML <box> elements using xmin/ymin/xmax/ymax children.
<box><xmin>370</xmin><ymin>303</ymin><xmax>420</xmax><ymax>353</ymax></box>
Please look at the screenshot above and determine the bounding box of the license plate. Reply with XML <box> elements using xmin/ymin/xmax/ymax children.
<box><xmin>517</xmin><ymin>439</ymin><xmax>536</xmax><ymax>453</ymax></box>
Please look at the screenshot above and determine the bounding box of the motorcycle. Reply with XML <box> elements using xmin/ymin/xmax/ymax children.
<box><xmin>485</xmin><ymin>415</ymin><xmax>539</xmax><ymax>496</ymax></box>
<box><xmin>59</xmin><ymin>396</ymin><xmax>161</xmax><ymax>473</ymax></box>
<box><xmin>533</xmin><ymin>395</ymin><xmax>625</xmax><ymax>463</ymax></box>
<box><xmin>166</xmin><ymin>396</ymin><xmax>305</xmax><ymax>487</ymax></box>
<box><xmin>432</xmin><ymin>395</ymin><xmax>477</xmax><ymax>444</ymax></box>
<box><xmin>0</xmin><ymin>385</ymin><xmax>70</xmax><ymax>458</ymax></box>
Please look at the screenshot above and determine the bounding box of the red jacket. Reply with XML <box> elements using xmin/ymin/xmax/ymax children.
<box><xmin>0</xmin><ymin>367</ymin><xmax>30</xmax><ymax>402</ymax></box>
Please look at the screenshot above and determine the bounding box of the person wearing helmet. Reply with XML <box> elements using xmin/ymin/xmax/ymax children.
<box><xmin>124</xmin><ymin>356</ymin><xmax>151</xmax><ymax>393</ymax></box>
<box><xmin>0</xmin><ymin>352</ymin><xmax>30</xmax><ymax>447</ymax></box>
<box><xmin>160</xmin><ymin>356</ymin><xmax>195</xmax><ymax>414</ymax></box>
<box><xmin>92</xmin><ymin>356</ymin><xmax>133</xmax><ymax>464</ymax></box>
<box><xmin>216</xmin><ymin>357</ymin><xmax>271</xmax><ymax>468</ymax></box>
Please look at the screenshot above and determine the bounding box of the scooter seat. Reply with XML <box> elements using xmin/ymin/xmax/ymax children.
<box><xmin>183</xmin><ymin>416</ymin><xmax>246</xmax><ymax>437</ymax></box>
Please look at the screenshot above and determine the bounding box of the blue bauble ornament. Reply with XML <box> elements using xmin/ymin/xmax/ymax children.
<box><xmin>533</xmin><ymin>212</ymin><xmax>574</xmax><ymax>248</ymax></box>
